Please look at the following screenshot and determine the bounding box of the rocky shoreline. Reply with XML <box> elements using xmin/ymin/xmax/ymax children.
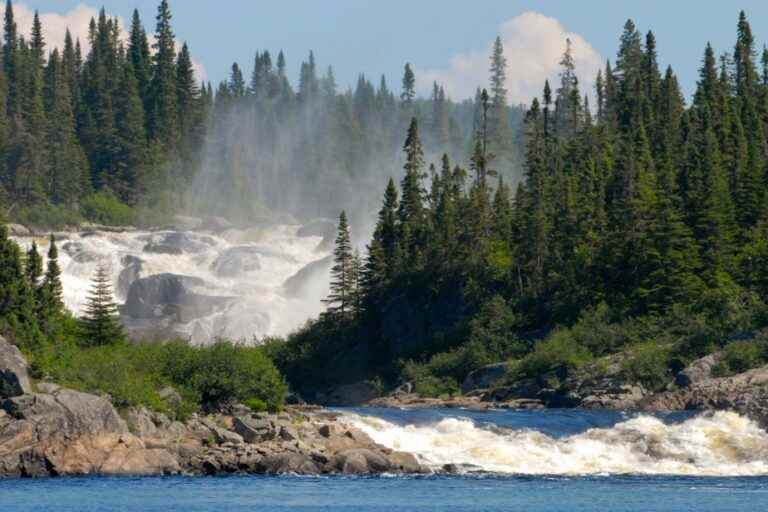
<box><xmin>0</xmin><ymin>386</ymin><xmax>427</xmax><ymax>478</ymax></box>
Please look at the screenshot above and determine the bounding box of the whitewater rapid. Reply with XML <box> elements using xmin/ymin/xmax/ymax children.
<box><xmin>342</xmin><ymin>411</ymin><xmax>768</xmax><ymax>476</ymax></box>
<box><xmin>13</xmin><ymin>224</ymin><xmax>331</xmax><ymax>344</ymax></box>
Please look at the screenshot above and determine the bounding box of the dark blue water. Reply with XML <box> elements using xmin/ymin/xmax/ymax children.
<box><xmin>1</xmin><ymin>408</ymin><xmax>766</xmax><ymax>512</ymax></box>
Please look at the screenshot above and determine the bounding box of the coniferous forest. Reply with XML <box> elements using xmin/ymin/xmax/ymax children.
<box><xmin>0</xmin><ymin>0</ymin><xmax>523</xmax><ymax>227</ymax></box>
<box><xmin>269</xmin><ymin>13</ymin><xmax>768</xmax><ymax>399</ymax></box>
<box><xmin>3</xmin><ymin>0</ymin><xmax>768</xmax><ymax>407</ymax></box>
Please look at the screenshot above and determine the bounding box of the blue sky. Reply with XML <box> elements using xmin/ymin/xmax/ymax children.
<box><xmin>14</xmin><ymin>1</ymin><xmax>768</xmax><ymax>103</ymax></box>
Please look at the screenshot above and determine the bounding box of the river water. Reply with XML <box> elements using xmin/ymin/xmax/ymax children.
<box><xmin>3</xmin><ymin>408</ymin><xmax>768</xmax><ymax>511</ymax></box>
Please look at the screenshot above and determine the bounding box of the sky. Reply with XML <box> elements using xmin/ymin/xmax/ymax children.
<box><xmin>10</xmin><ymin>1</ymin><xmax>768</xmax><ymax>105</ymax></box>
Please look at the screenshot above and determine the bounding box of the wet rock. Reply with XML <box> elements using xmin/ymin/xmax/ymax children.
<box><xmin>61</xmin><ymin>241</ymin><xmax>98</xmax><ymax>263</ymax></box>
<box><xmin>260</xmin><ymin>453</ymin><xmax>319</xmax><ymax>474</ymax></box>
<box><xmin>282</xmin><ymin>256</ymin><xmax>332</xmax><ymax>298</ymax></box>
<box><xmin>462</xmin><ymin>362</ymin><xmax>511</xmax><ymax>393</ymax></box>
<box><xmin>0</xmin><ymin>336</ymin><xmax>32</xmax><ymax>398</ymax></box>
<box><xmin>210</xmin><ymin>247</ymin><xmax>262</xmax><ymax>277</ymax></box>
<box><xmin>143</xmin><ymin>232</ymin><xmax>214</xmax><ymax>255</ymax></box>
<box><xmin>122</xmin><ymin>273</ymin><xmax>231</xmax><ymax>322</ymax></box>
<box><xmin>332</xmin><ymin>448</ymin><xmax>392</xmax><ymax>475</ymax></box>
<box><xmin>117</xmin><ymin>255</ymin><xmax>143</xmax><ymax>298</ymax></box>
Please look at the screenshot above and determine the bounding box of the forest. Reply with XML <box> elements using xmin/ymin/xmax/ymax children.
<box><xmin>269</xmin><ymin>12</ymin><xmax>768</xmax><ymax>399</ymax></box>
<box><xmin>0</xmin><ymin>0</ymin><xmax>523</xmax><ymax>227</ymax></box>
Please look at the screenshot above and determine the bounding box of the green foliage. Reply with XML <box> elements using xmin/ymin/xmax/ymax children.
<box><xmin>13</xmin><ymin>203</ymin><xmax>82</xmax><ymax>230</ymax></box>
<box><xmin>621</xmin><ymin>342</ymin><xmax>673</xmax><ymax>391</ymax></box>
<box><xmin>517</xmin><ymin>331</ymin><xmax>592</xmax><ymax>379</ymax></box>
<box><xmin>80</xmin><ymin>191</ymin><xmax>136</xmax><ymax>226</ymax></box>
<box><xmin>713</xmin><ymin>338</ymin><xmax>767</xmax><ymax>377</ymax></box>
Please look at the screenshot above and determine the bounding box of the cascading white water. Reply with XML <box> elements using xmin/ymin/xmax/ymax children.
<box><xmin>13</xmin><ymin>224</ymin><xmax>332</xmax><ymax>344</ymax></box>
<box><xmin>342</xmin><ymin>411</ymin><xmax>768</xmax><ymax>476</ymax></box>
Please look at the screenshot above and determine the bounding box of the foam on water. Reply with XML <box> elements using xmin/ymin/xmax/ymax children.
<box><xmin>13</xmin><ymin>225</ymin><xmax>330</xmax><ymax>344</ymax></box>
<box><xmin>343</xmin><ymin>410</ymin><xmax>768</xmax><ymax>476</ymax></box>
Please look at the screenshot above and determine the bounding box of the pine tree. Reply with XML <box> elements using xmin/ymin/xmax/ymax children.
<box><xmin>39</xmin><ymin>234</ymin><xmax>64</xmax><ymax>319</ymax></box>
<box><xmin>324</xmin><ymin>211</ymin><xmax>355</xmax><ymax>318</ymax></box>
<box><xmin>25</xmin><ymin>241</ymin><xmax>42</xmax><ymax>287</ymax></box>
<box><xmin>400</xmin><ymin>63</ymin><xmax>415</xmax><ymax>105</ymax></box>
<box><xmin>148</xmin><ymin>0</ymin><xmax>178</xmax><ymax>145</ymax></box>
<box><xmin>80</xmin><ymin>262</ymin><xmax>124</xmax><ymax>346</ymax></box>
<box><xmin>488</xmin><ymin>36</ymin><xmax>512</xmax><ymax>156</ymax></box>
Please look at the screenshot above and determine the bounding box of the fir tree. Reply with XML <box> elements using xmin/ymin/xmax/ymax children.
<box><xmin>80</xmin><ymin>262</ymin><xmax>124</xmax><ymax>346</ymax></box>
<box><xmin>324</xmin><ymin>211</ymin><xmax>355</xmax><ymax>318</ymax></box>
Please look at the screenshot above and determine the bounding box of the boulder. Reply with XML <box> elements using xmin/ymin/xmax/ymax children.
<box><xmin>117</xmin><ymin>255</ymin><xmax>143</xmax><ymax>299</ymax></box>
<box><xmin>143</xmin><ymin>232</ymin><xmax>214</xmax><ymax>255</ymax></box>
<box><xmin>124</xmin><ymin>407</ymin><xmax>158</xmax><ymax>438</ymax></box>
<box><xmin>332</xmin><ymin>448</ymin><xmax>392</xmax><ymax>475</ymax></box>
<box><xmin>462</xmin><ymin>362</ymin><xmax>511</xmax><ymax>393</ymax></box>
<box><xmin>122</xmin><ymin>273</ymin><xmax>231</xmax><ymax>322</ymax></box>
<box><xmin>61</xmin><ymin>241</ymin><xmax>98</xmax><ymax>263</ymax></box>
<box><xmin>211</xmin><ymin>426</ymin><xmax>244</xmax><ymax>445</ymax></box>
<box><xmin>158</xmin><ymin>386</ymin><xmax>183</xmax><ymax>411</ymax></box>
<box><xmin>7</xmin><ymin>224</ymin><xmax>31</xmax><ymax>236</ymax></box>
<box><xmin>323</xmin><ymin>381</ymin><xmax>380</xmax><ymax>406</ymax></box>
<box><xmin>210</xmin><ymin>247</ymin><xmax>262</xmax><ymax>277</ymax></box>
<box><xmin>282</xmin><ymin>256</ymin><xmax>332</xmax><ymax>298</ymax></box>
<box><xmin>259</xmin><ymin>453</ymin><xmax>319</xmax><ymax>474</ymax></box>
<box><xmin>0</xmin><ymin>337</ymin><xmax>32</xmax><ymax>398</ymax></box>
<box><xmin>232</xmin><ymin>416</ymin><xmax>276</xmax><ymax>443</ymax></box>
<box><xmin>676</xmin><ymin>352</ymin><xmax>722</xmax><ymax>388</ymax></box>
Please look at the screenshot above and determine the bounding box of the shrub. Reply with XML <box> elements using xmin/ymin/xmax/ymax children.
<box><xmin>13</xmin><ymin>203</ymin><xmax>83</xmax><ymax>230</ymax></box>
<box><xmin>402</xmin><ymin>361</ymin><xmax>459</xmax><ymax>397</ymax></box>
<box><xmin>517</xmin><ymin>330</ymin><xmax>592</xmax><ymax>379</ymax></box>
<box><xmin>713</xmin><ymin>340</ymin><xmax>765</xmax><ymax>377</ymax></box>
<box><xmin>621</xmin><ymin>341</ymin><xmax>672</xmax><ymax>391</ymax></box>
<box><xmin>80</xmin><ymin>191</ymin><xmax>136</xmax><ymax>226</ymax></box>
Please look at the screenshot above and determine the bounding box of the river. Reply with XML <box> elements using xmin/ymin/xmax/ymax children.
<box><xmin>3</xmin><ymin>407</ymin><xmax>768</xmax><ymax>511</ymax></box>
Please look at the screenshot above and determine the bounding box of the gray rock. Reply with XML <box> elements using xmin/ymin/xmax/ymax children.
<box><xmin>333</xmin><ymin>448</ymin><xmax>392</xmax><ymax>475</ymax></box>
<box><xmin>462</xmin><ymin>362</ymin><xmax>511</xmax><ymax>393</ymax></box>
<box><xmin>2</xmin><ymin>388</ymin><xmax>127</xmax><ymax>438</ymax></box>
<box><xmin>282</xmin><ymin>256</ymin><xmax>333</xmax><ymax>298</ymax></box>
<box><xmin>212</xmin><ymin>426</ymin><xmax>244</xmax><ymax>445</ymax></box>
<box><xmin>232</xmin><ymin>416</ymin><xmax>275</xmax><ymax>443</ymax></box>
<box><xmin>117</xmin><ymin>255</ymin><xmax>143</xmax><ymax>299</ymax></box>
<box><xmin>7</xmin><ymin>224</ymin><xmax>31</xmax><ymax>236</ymax></box>
<box><xmin>323</xmin><ymin>381</ymin><xmax>380</xmax><ymax>406</ymax></box>
<box><xmin>158</xmin><ymin>386</ymin><xmax>183</xmax><ymax>410</ymax></box>
<box><xmin>143</xmin><ymin>232</ymin><xmax>214</xmax><ymax>255</ymax></box>
<box><xmin>260</xmin><ymin>453</ymin><xmax>319</xmax><ymax>474</ymax></box>
<box><xmin>210</xmin><ymin>246</ymin><xmax>262</xmax><ymax>277</ymax></box>
<box><xmin>124</xmin><ymin>407</ymin><xmax>158</xmax><ymax>437</ymax></box>
<box><xmin>122</xmin><ymin>273</ymin><xmax>231</xmax><ymax>322</ymax></box>
<box><xmin>0</xmin><ymin>336</ymin><xmax>32</xmax><ymax>398</ymax></box>
<box><xmin>61</xmin><ymin>241</ymin><xmax>98</xmax><ymax>263</ymax></box>
<box><xmin>35</xmin><ymin>382</ymin><xmax>60</xmax><ymax>394</ymax></box>
<box><xmin>676</xmin><ymin>352</ymin><xmax>722</xmax><ymax>388</ymax></box>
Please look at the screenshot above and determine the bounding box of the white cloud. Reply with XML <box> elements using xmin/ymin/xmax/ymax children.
<box><xmin>418</xmin><ymin>11</ymin><xmax>602</xmax><ymax>105</ymax></box>
<box><xmin>0</xmin><ymin>2</ymin><xmax>207</xmax><ymax>82</ymax></box>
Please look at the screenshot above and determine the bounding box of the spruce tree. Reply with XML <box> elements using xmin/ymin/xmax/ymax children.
<box><xmin>80</xmin><ymin>262</ymin><xmax>124</xmax><ymax>346</ymax></box>
<box><xmin>324</xmin><ymin>211</ymin><xmax>355</xmax><ymax>318</ymax></box>
<box><xmin>39</xmin><ymin>234</ymin><xmax>64</xmax><ymax>320</ymax></box>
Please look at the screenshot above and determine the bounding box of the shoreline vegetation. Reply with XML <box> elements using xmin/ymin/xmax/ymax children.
<box><xmin>4</xmin><ymin>0</ymin><xmax>768</xmax><ymax>478</ymax></box>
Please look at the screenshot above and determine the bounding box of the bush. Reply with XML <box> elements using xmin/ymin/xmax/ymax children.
<box><xmin>176</xmin><ymin>340</ymin><xmax>287</xmax><ymax>411</ymax></box>
<box><xmin>402</xmin><ymin>361</ymin><xmax>460</xmax><ymax>398</ymax></box>
<box><xmin>621</xmin><ymin>341</ymin><xmax>672</xmax><ymax>391</ymax></box>
<box><xmin>31</xmin><ymin>337</ymin><xmax>287</xmax><ymax>416</ymax></box>
<box><xmin>713</xmin><ymin>340</ymin><xmax>765</xmax><ymax>377</ymax></box>
<box><xmin>517</xmin><ymin>330</ymin><xmax>592</xmax><ymax>379</ymax></box>
<box><xmin>80</xmin><ymin>191</ymin><xmax>136</xmax><ymax>226</ymax></box>
<box><xmin>13</xmin><ymin>203</ymin><xmax>83</xmax><ymax>230</ymax></box>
